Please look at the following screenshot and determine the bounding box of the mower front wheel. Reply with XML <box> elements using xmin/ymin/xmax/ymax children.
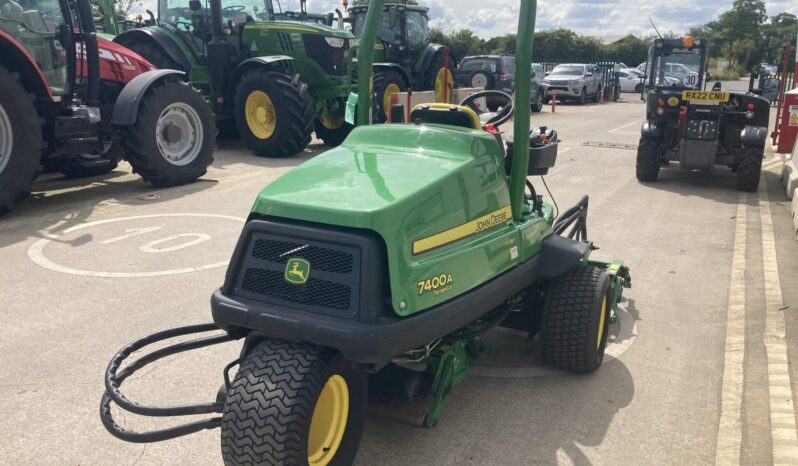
<box><xmin>636</xmin><ymin>137</ymin><xmax>661</xmax><ymax>182</ymax></box>
<box><xmin>221</xmin><ymin>338</ymin><xmax>366</xmax><ymax>466</ymax></box>
<box><xmin>540</xmin><ymin>265</ymin><xmax>611</xmax><ymax>373</ymax></box>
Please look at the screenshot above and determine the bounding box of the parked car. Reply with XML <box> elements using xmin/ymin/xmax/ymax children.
<box><xmin>542</xmin><ymin>63</ymin><xmax>602</xmax><ymax>105</ymax></box>
<box><xmin>618</xmin><ymin>68</ymin><xmax>646</xmax><ymax>93</ymax></box>
<box><xmin>455</xmin><ymin>55</ymin><xmax>545</xmax><ymax>112</ymax></box>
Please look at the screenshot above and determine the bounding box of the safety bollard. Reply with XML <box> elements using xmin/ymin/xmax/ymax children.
<box><xmin>599</xmin><ymin>87</ymin><xmax>604</xmax><ymax>104</ymax></box>
<box><xmin>551</xmin><ymin>90</ymin><xmax>556</xmax><ymax>113</ymax></box>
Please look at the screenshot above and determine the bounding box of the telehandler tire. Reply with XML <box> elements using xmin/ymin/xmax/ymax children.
<box><xmin>540</xmin><ymin>266</ymin><xmax>611</xmax><ymax>373</ymax></box>
<box><xmin>636</xmin><ymin>138</ymin><xmax>660</xmax><ymax>182</ymax></box>
<box><xmin>0</xmin><ymin>67</ymin><xmax>41</xmax><ymax>215</ymax></box>
<box><xmin>221</xmin><ymin>339</ymin><xmax>366</xmax><ymax>466</ymax></box>
<box><xmin>124</xmin><ymin>79</ymin><xmax>215</xmax><ymax>186</ymax></box>
<box><xmin>736</xmin><ymin>145</ymin><xmax>763</xmax><ymax>192</ymax></box>
<box><xmin>235</xmin><ymin>70</ymin><xmax>314</xmax><ymax>157</ymax></box>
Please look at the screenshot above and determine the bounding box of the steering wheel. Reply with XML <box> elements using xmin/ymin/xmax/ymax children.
<box><xmin>223</xmin><ymin>5</ymin><xmax>246</xmax><ymax>13</ymax></box>
<box><xmin>459</xmin><ymin>90</ymin><xmax>514</xmax><ymax>128</ymax></box>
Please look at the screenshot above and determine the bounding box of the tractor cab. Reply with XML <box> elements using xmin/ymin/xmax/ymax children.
<box><xmin>349</xmin><ymin>2</ymin><xmax>430</xmax><ymax>59</ymax></box>
<box><xmin>0</xmin><ymin>0</ymin><xmax>70</xmax><ymax>95</ymax></box>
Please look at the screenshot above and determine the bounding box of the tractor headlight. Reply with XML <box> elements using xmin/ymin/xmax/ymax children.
<box><xmin>324</xmin><ymin>36</ymin><xmax>346</xmax><ymax>48</ymax></box>
<box><xmin>745</xmin><ymin>110</ymin><xmax>754</xmax><ymax>119</ymax></box>
<box><xmin>655</xmin><ymin>107</ymin><xmax>665</xmax><ymax>116</ymax></box>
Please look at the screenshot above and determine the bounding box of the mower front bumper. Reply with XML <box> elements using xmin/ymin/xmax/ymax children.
<box><xmin>211</xmin><ymin>254</ymin><xmax>543</xmax><ymax>366</ymax></box>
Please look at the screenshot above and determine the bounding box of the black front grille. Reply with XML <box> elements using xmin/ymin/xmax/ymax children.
<box><xmin>242</xmin><ymin>268</ymin><xmax>352</xmax><ymax>310</ymax></box>
<box><xmin>251</xmin><ymin>239</ymin><xmax>353</xmax><ymax>273</ymax></box>
<box><xmin>233</xmin><ymin>230</ymin><xmax>361</xmax><ymax>319</ymax></box>
<box><xmin>303</xmin><ymin>34</ymin><xmax>349</xmax><ymax>76</ymax></box>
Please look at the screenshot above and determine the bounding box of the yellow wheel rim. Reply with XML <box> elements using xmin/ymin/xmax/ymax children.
<box><xmin>382</xmin><ymin>83</ymin><xmax>401</xmax><ymax>113</ymax></box>
<box><xmin>308</xmin><ymin>375</ymin><xmax>349</xmax><ymax>466</ymax></box>
<box><xmin>244</xmin><ymin>90</ymin><xmax>276</xmax><ymax>140</ymax></box>
<box><xmin>434</xmin><ymin>67</ymin><xmax>454</xmax><ymax>103</ymax></box>
<box><xmin>319</xmin><ymin>113</ymin><xmax>344</xmax><ymax>130</ymax></box>
<box><xmin>597</xmin><ymin>296</ymin><xmax>607</xmax><ymax>351</ymax></box>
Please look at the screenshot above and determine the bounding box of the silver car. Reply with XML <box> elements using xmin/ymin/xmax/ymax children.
<box><xmin>542</xmin><ymin>63</ymin><xmax>602</xmax><ymax>105</ymax></box>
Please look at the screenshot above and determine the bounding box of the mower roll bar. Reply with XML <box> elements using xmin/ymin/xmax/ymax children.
<box><xmin>100</xmin><ymin>323</ymin><xmax>235</xmax><ymax>443</ymax></box>
<box><xmin>553</xmin><ymin>195</ymin><xmax>588</xmax><ymax>242</ymax></box>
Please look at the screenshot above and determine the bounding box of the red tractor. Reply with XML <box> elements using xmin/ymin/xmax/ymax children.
<box><xmin>0</xmin><ymin>0</ymin><xmax>215</xmax><ymax>215</ymax></box>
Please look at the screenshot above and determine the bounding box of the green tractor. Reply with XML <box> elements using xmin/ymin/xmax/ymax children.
<box><xmin>100</xmin><ymin>0</ymin><xmax>632</xmax><ymax>464</ymax></box>
<box><xmin>347</xmin><ymin>1</ymin><xmax>455</xmax><ymax>121</ymax></box>
<box><xmin>111</xmin><ymin>0</ymin><xmax>356</xmax><ymax>155</ymax></box>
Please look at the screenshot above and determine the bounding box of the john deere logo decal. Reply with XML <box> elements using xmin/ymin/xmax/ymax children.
<box><xmin>285</xmin><ymin>258</ymin><xmax>310</xmax><ymax>284</ymax></box>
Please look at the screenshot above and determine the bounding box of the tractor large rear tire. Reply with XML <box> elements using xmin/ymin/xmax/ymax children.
<box><xmin>221</xmin><ymin>339</ymin><xmax>366</xmax><ymax>466</ymax></box>
<box><xmin>424</xmin><ymin>51</ymin><xmax>455</xmax><ymax>103</ymax></box>
<box><xmin>540</xmin><ymin>266</ymin><xmax>611</xmax><ymax>373</ymax></box>
<box><xmin>373</xmin><ymin>70</ymin><xmax>406</xmax><ymax>123</ymax></box>
<box><xmin>736</xmin><ymin>145</ymin><xmax>763</xmax><ymax>192</ymax></box>
<box><xmin>123</xmin><ymin>79</ymin><xmax>215</xmax><ymax>186</ymax></box>
<box><xmin>0</xmin><ymin>67</ymin><xmax>41</xmax><ymax>215</ymax></box>
<box><xmin>636</xmin><ymin>137</ymin><xmax>660</xmax><ymax>182</ymax></box>
<box><xmin>234</xmin><ymin>70</ymin><xmax>314</xmax><ymax>157</ymax></box>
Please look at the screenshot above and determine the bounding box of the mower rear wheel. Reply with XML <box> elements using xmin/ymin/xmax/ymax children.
<box><xmin>234</xmin><ymin>69</ymin><xmax>314</xmax><ymax>157</ymax></box>
<box><xmin>373</xmin><ymin>70</ymin><xmax>406</xmax><ymax>123</ymax></box>
<box><xmin>736</xmin><ymin>145</ymin><xmax>763</xmax><ymax>192</ymax></box>
<box><xmin>221</xmin><ymin>339</ymin><xmax>366</xmax><ymax>466</ymax></box>
<box><xmin>540</xmin><ymin>266</ymin><xmax>611</xmax><ymax>373</ymax></box>
<box><xmin>636</xmin><ymin>137</ymin><xmax>660</xmax><ymax>182</ymax></box>
<box><xmin>124</xmin><ymin>79</ymin><xmax>215</xmax><ymax>186</ymax></box>
<box><xmin>0</xmin><ymin>67</ymin><xmax>41</xmax><ymax>215</ymax></box>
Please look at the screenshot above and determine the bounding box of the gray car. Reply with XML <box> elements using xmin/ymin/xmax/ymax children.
<box><xmin>542</xmin><ymin>63</ymin><xmax>602</xmax><ymax>105</ymax></box>
<box><xmin>455</xmin><ymin>55</ymin><xmax>546</xmax><ymax>112</ymax></box>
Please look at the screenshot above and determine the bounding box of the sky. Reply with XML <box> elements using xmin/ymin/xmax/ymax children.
<box><xmin>137</xmin><ymin>0</ymin><xmax>797</xmax><ymax>39</ymax></box>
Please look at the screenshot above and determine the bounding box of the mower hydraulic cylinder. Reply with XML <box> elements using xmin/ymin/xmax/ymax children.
<box><xmin>509</xmin><ymin>0</ymin><xmax>537</xmax><ymax>221</ymax></box>
<box><xmin>356</xmin><ymin>0</ymin><xmax>385</xmax><ymax>126</ymax></box>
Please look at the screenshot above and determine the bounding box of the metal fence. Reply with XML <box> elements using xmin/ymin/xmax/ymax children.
<box><xmin>537</xmin><ymin>61</ymin><xmax>622</xmax><ymax>100</ymax></box>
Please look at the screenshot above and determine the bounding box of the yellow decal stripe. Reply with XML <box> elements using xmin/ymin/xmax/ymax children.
<box><xmin>412</xmin><ymin>205</ymin><xmax>512</xmax><ymax>254</ymax></box>
<box><xmin>246</xmin><ymin>24</ymin><xmax>317</xmax><ymax>33</ymax></box>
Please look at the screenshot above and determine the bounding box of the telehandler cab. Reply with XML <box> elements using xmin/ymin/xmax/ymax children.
<box><xmin>100</xmin><ymin>1</ymin><xmax>632</xmax><ymax>464</ymax></box>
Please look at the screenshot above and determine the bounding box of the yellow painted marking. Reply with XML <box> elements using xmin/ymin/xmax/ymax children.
<box><xmin>715</xmin><ymin>192</ymin><xmax>747</xmax><ymax>465</ymax></box>
<box><xmin>246</xmin><ymin>24</ymin><xmax>318</xmax><ymax>33</ymax></box>
<box><xmin>759</xmin><ymin>175</ymin><xmax>798</xmax><ymax>465</ymax></box>
<box><xmin>412</xmin><ymin>205</ymin><xmax>512</xmax><ymax>254</ymax></box>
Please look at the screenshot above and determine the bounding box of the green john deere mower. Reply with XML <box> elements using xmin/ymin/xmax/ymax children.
<box><xmin>100</xmin><ymin>1</ymin><xmax>632</xmax><ymax>464</ymax></box>
<box><xmin>111</xmin><ymin>0</ymin><xmax>356</xmax><ymax>155</ymax></box>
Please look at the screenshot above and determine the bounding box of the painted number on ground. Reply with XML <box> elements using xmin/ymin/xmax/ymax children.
<box><xmin>28</xmin><ymin>213</ymin><xmax>244</xmax><ymax>278</ymax></box>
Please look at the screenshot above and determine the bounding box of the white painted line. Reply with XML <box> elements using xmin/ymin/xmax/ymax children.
<box><xmin>608</xmin><ymin>120</ymin><xmax>640</xmax><ymax>135</ymax></box>
<box><xmin>759</xmin><ymin>175</ymin><xmax>798</xmax><ymax>465</ymax></box>
<box><xmin>27</xmin><ymin>213</ymin><xmax>244</xmax><ymax>278</ymax></box>
<box><xmin>715</xmin><ymin>192</ymin><xmax>748</xmax><ymax>466</ymax></box>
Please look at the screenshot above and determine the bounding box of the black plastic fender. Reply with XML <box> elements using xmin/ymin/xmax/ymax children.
<box><xmin>740</xmin><ymin>125</ymin><xmax>768</xmax><ymax>147</ymax></box>
<box><xmin>640</xmin><ymin>120</ymin><xmax>662</xmax><ymax>139</ymax></box>
<box><xmin>111</xmin><ymin>69</ymin><xmax>184</xmax><ymax>126</ymax></box>
<box><xmin>227</xmin><ymin>55</ymin><xmax>295</xmax><ymax>90</ymax></box>
<box><xmin>418</xmin><ymin>43</ymin><xmax>446</xmax><ymax>76</ymax></box>
<box><xmin>538</xmin><ymin>234</ymin><xmax>591</xmax><ymax>278</ymax></box>
<box><xmin>374</xmin><ymin>62</ymin><xmax>410</xmax><ymax>88</ymax></box>
<box><xmin>114</xmin><ymin>28</ymin><xmax>192</xmax><ymax>74</ymax></box>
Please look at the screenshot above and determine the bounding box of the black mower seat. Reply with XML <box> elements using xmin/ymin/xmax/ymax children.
<box><xmin>409</xmin><ymin>103</ymin><xmax>482</xmax><ymax>130</ymax></box>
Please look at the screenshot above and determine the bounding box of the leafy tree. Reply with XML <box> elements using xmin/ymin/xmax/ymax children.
<box><xmin>113</xmin><ymin>0</ymin><xmax>138</xmax><ymax>21</ymax></box>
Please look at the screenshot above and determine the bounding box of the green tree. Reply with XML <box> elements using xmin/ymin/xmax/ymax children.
<box><xmin>113</xmin><ymin>0</ymin><xmax>138</xmax><ymax>21</ymax></box>
<box><xmin>713</xmin><ymin>0</ymin><xmax>768</xmax><ymax>68</ymax></box>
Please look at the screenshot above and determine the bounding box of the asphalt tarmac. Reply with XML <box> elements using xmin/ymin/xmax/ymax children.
<box><xmin>1</xmin><ymin>88</ymin><xmax>795</xmax><ymax>465</ymax></box>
